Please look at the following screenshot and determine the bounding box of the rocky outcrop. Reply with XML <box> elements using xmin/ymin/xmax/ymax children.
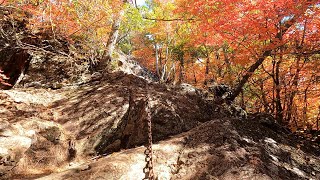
<box><xmin>108</xmin><ymin>51</ymin><xmax>159</xmax><ymax>82</ymax></box>
<box><xmin>0</xmin><ymin>88</ymin><xmax>70</xmax><ymax>178</ymax></box>
<box><xmin>0</xmin><ymin>6</ymin><xmax>82</xmax><ymax>90</ymax></box>
<box><xmin>0</xmin><ymin>72</ymin><xmax>222</xmax><ymax>178</ymax></box>
<box><xmin>0</xmin><ymin>118</ymin><xmax>70</xmax><ymax>178</ymax></box>
<box><xmin>37</xmin><ymin>118</ymin><xmax>320</xmax><ymax>180</ymax></box>
<box><xmin>2</xmin><ymin>5</ymin><xmax>319</xmax><ymax>180</ymax></box>
<box><xmin>0</xmin><ymin>7</ymin><xmax>31</xmax><ymax>89</ymax></box>
<box><xmin>50</xmin><ymin>72</ymin><xmax>214</xmax><ymax>156</ymax></box>
<box><xmin>0</xmin><ymin>6</ymin><xmax>157</xmax><ymax>90</ymax></box>
<box><xmin>0</xmin><ymin>71</ymin><xmax>319</xmax><ymax>179</ymax></box>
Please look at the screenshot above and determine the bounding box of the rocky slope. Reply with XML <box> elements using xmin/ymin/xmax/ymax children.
<box><xmin>0</xmin><ymin>6</ymin><xmax>319</xmax><ymax>179</ymax></box>
<box><xmin>38</xmin><ymin>118</ymin><xmax>320</xmax><ymax>180</ymax></box>
<box><xmin>0</xmin><ymin>70</ymin><xmax>319</xmax><ymax>180</ymax></box>
<box><xmin>0</xmin><ymin>70</ymin><xmax>220</xmax><ymax>179</ymax></box>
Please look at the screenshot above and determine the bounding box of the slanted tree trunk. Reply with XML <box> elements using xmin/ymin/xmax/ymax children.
<box><xmin>228</xmin><ymin>10</ymin><xmax>308</xmax><ymax>102</ymax></box>
<box><xmin>104</xmin><ymin>0</ymin><xmax>127</xmax><ymax>62</ymax></box>
<box><xmin>229</xmin><ymin>50</ymin><xmax>272</xmax><ymax>101</ymax></box>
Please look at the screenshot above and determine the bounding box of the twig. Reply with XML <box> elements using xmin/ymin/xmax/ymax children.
<box><xmin>19</xmin><ymin>42</ymin><xmax>74</xmax><ymax>60</ymax></box>
<box><xmin>143</xmin><ymin>16</ymin><xmax>196</xmax><ymax>22</ymax></box>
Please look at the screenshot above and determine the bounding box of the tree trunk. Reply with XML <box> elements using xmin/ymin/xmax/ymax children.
<box><xmin>204</xmin><ymin>56</ymin><xmax>210</xmax><ymax>85</ymax></box>
<box><xmin>166</xmin><ymin>62</ymin><xmax>176</xmax><ymax>83</ymax></box>
<box><xmin>229</xmin><ymin>50</ymin><xmax>272</xmax><ymax>101</ymax></box>
<box><xmin>192</xmin><ymin>60</ymin><xmax>197</xmax><ymax>84</ymax></box>
<box><xmin>155</xmin><ymin>43</ymin><xmax>160</xmax><ymax>77</ymax></box>
<box><xmin>271</xmin><ymin>58</ymin><xmax>276</xmax><ymax>114</ymax></box>
<box><xmin>302</xmin><ymin>86</ymin><xmax>308</xmax><ymax>124</ymax></box>
<box><xmin>240</xmin><ymin>90</ymin><xmax>245</xmax><ymax>110</ymax></box>
<box><xmin>317</xmin><ymin>106</ymin><xmax>320</xmax><ymax>131</ymax></box>
<box><xmin>105</xmin><ymin>1</ymin><xmax>127</xmax><ymax>61</ymax></box>
<box><xmin>228</xmin><ymin>8</ymin><xmax>310</xmax><ymax>102</ymax></box>
<box><xmin>178</xmin><ymin>51</ymin><xmax>185</xmax><ymax>84</ymax></box>
<box><xmin>286</xmin><ymin>56</ymin><xmax>301</xmax><ymax>122</ymax></box>
<box><xmin>222</xmin><ymin>45</ymin><xmax>233</xmax><ymax>85</ymax></box>
<box><xmin>275</xmin><ymin>53</ymin><xmax>284</xmax><ymax>124</ymax></box>
<box><xmin>259</xmin><ymin>80</ymin><xmax>271</xmax><ymax>113</ymax></box>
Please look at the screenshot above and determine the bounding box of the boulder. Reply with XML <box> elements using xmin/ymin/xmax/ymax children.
<box><xmin>37</xmin><ymin>118</ymin><xmax>320</xmax><ymax>180</ymax></box>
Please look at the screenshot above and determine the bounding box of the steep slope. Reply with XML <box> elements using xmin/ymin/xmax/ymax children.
<box><xmin>1</xmin><ymin>71</ymin><xmax>319</xmax><ymax>180</ymax></box>
<box><xmin>1</xmin><ymin>5</ymin><xmax>319</xmax><ymax>180</ymax></box>
<box><xmin>0</xmin><ymin>71</ymin><xmax>223</xmax><ymax>179</ymax></box>
<box><xmin>37</xmin><ymin>117</ymin><xmax>320</xmax><ymax>180</ymax></box>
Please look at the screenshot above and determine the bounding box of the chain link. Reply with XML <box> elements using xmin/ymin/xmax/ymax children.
<box><xmin>143</xmin><ymin>95</ymin><xmax>154</xmax><ymax>180</ymax></box>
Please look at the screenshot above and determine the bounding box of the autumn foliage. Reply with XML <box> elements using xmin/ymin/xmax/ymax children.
<box><xmin>1</xmin><ymin>0</ymin><xmax>320</xmax><ymax>131</ymax></box>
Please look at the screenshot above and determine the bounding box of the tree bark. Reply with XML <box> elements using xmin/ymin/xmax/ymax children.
<box><xmin>229</xmin><ymin>50</ymin><xmax>272</xmax><ymax>101</ymax></box>
<box><xmin>202</xmin><ymin>45</ymin><xmax>211</xmax><ymax>86</ymax></box>
<box><xmin>228</xmin><ymin>9</ymin><xmax>309</xmax><ymax>102</ymax></box>
<box><xmin>302</xmin><ymin>86</ymin><xmax>308</xmax><ymax>124</ymax></box>
<box><xmin>192</xmin><ymin>60</ymin><xmax>197</xmax><ymax>84</ymax></box>
<box><xmin>178</xmin><ymin>51</ymin><xmax>185</xmax><ymax>84</ymax></box>
<box><xmin>317</xmin><ymin>106</ymin><xmax>320</xmax><ymax>131</ymax></box>
<box><xmin>105</xmin><ymin>0</ymin><xmax>127</xmax><ymax>61</ymax></box>
<box><xmin>286</xmin><ymin>56</ymin><xmax>301</xmax><ymax>123</ymax></box>
<box><xmin>222</xmin><ymin>45</ymin><xmax>233</xmax><ymax>85</ymax></box>
<box><xmin>259</xmin><ymin>80</ymin><xmax>271</xmax><ymax>113</ymax></box>
<box><xmin>204</xmin><ymin>56</ymin><xmax>210</xmax><ymax>85</ymax></box>
<box><xmin>155</xmin><ymin>43</ymin><xmax>160</xmax><ymax>77</ymax></box>
<box><xmin>275</xmin><ymin>52</ymin><xmax>284</xmax><ymax>124</ymax></box>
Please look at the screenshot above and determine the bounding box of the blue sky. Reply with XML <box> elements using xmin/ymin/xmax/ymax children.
<box><xmin>136</xmin><ymin>0</ymin><xmax>146</xmax><ymax>6</ymax></box>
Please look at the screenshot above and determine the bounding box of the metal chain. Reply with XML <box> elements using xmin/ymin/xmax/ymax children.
<box><xmin>143</xmin><ymin>87</ymin><xmax>154</xmax><ymax>180</ymax></box>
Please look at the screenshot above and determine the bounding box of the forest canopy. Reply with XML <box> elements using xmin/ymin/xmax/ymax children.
<box><xmin>1</xmin><ymin>0</ymin><xmax>320</xmax><ymax>131</ymax></box>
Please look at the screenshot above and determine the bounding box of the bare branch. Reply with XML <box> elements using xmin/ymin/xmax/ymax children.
<box><xmin>143</xmin><ymin>16</ymin><xmax>196</xmax><ymax>22</ymax></box>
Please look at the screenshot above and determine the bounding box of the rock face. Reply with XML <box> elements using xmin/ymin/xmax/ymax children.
<box><xmin>1</xmin><ymin>6</ymin><xmax>319</xmax><ymax>180</ymax></box>
<box><xmin>0</xmin><ymin>50</ymin><xmax>31</xmax><ymax>89</ymax></box>
<box><xmin>0</xmin><ymin>71</ymin><xmax>319</xmax><ymax>180</ymax></box>
<box><xmin>0</xmin><ymin>72</ymin><xmax>319</xmax><ymax>179</ymax></box>
<box><xmin>0</xmin><ymin>88</ymin><xmax>70</xmax><ymax>178</ymax></box>
<box><xmin>37</xmin><ymin>118</ymin><xmax>320</xmax><ymax>180</ymax></box>
<box><xmin>0</xmin><ymin>7</ymin><xmax>31</xmax><ymax>89</ymax></box>
<box><xmin>0</xmin><ymin>71</ymin><xmax>223</xmax><ymax>179</ymax></box>
<box><xmin>49</xmin><ymin>72</ymin><xmax>213</xmax><ymax>156</ymax></box>
<box><xmin>0</xmin><ymin>6</ymin><xmax>72</xmax><ymax>90</ymax></box>
<box><xmin>110</xmin><ymin>51</ymin><xmax>159</xmax><ymax>82</ymax></box>
<box><xmin>0</xmin><ymin>120</ymin><xmax>33</xmax><ymax>174</ymax></box>
<box><xmin>0</xmin><ymin>7</ymin><xmax>155</xmax><ymax>90</ymax></box>
<box><xmin>0</xmin><ymin>117</ymin><xmax>70</xmax><ymax>178</ymax></box>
